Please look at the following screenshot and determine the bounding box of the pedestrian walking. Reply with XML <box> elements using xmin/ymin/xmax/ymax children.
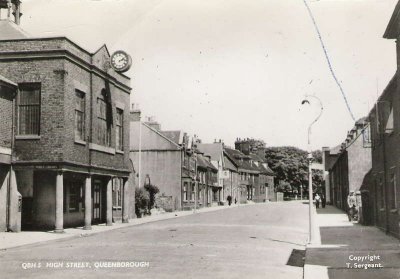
<box><xmin>321</xmin><ymin>194</ymin><xmax>326</xmax><ymax>208</ymax></box>
<box><xmin>315</xmin><ymin>193</ymin><xmax>321</xmax><ymax>209</ymax></box>
<box><xmin>227</xmin><ymin>195</ymin><xmax>232</xmax><ymax>206</ymax></box>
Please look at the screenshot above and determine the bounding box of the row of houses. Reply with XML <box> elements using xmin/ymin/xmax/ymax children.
<box><xmin>0</xmin><ymin>1</ymin><xmax>276</xmax><ymax>232</ymax></box>
<box><xmin>129</xmin><ymin>111</ymin><xmax>276</xmax><ymax>212</ymax></box>
<box><xmin>323</xmin><ymin>0</ymin><xmax>400</xmax><ymax>239</ymax></box>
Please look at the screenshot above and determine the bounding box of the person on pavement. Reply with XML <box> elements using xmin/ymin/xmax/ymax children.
<box><xmin>347</xmin><ymin>191</ymin><xmax>357</xmax><ymax>221</ymax></box>
<box><xmin>315</xmin><ymin>193</ymin><xmax>321</xmax><ymax>209</ymax></box>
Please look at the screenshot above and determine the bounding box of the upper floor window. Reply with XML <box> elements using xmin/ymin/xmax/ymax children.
<box><xmin>75</xmin><ymin>90</ymin><xmax>85</xmax><ymax>141</ymax></box>
<box><xmin>116</xmin><ymin>108</ymin><xmax>123</xmax><ymax>151</ymax></box>
<box><xmin>97</xmin><ymin>97</ymin><xmax>111</xmax><ymax>147</ymax></box>
<box><xmin>18</xmin><ymin>83</ymin><xmax>41</xmax><ymax>135</ymax></box>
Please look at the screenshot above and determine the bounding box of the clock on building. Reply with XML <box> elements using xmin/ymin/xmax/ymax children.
<box><xmin>110</xmin><ymin>50</ymin><xmax>132</xmax><ymax>73</ymax></box>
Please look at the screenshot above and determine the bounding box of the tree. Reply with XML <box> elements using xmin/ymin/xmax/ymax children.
<box><xmin>263</xmin><ymin>146</ymin><xmax>323</xmax><ymax>195</ymax></box>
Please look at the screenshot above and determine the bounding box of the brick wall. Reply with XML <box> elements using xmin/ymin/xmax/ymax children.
<box><xmin>0</xmin><ymin>39</ymin><xmax>131</xmax><ymax>172</ymax></box>
<box><xmin>0</xmin><ymin>88</ymin><xmax>13</xmax><ymax>148</ymax></box>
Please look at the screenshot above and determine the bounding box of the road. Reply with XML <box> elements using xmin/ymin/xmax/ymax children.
<box><xmin>0</xmin><ymin>201</ymin><xmax>309</xmax><ymax>279</ymax></box>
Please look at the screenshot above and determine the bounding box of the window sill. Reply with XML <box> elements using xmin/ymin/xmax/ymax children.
<box><xmin>15</xmin><ymin>135</ymin><xmax>41</xmax><ymax>140</ymax></box>
<box><xmin>74</xmin><ymin>139</ymin><xmax>87</xmax><ymax>146</ymax></box>
<box><xmin>89</xmin><ymin>143</ymin><xmax>115</xmax><ymax>155</ymax></box>
<box><xmin>116</xmin><ymin>150</ymin><xmax>124</xmax><ymax>155</ymax></box>
<box><xmin>390</xmin><ymin>208</ymin><xmax>398</xmax><ymax>213</ymax></box>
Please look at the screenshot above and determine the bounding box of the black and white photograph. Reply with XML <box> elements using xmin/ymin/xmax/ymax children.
<box><xmin>0</xmin><ymin>0</ymin><xmax>399</xmax><ymax>278</ymax></box>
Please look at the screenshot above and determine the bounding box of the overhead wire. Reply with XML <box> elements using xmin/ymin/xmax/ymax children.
<box><xmin>302</xmin><ymin>0</ymin><xmax>356</xmax><ymax>121</ymax></box>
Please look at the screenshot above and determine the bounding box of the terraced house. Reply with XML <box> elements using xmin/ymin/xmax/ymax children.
<box><xmin>0</xmin><ymin>1</ymin><xmax>134</xmax><ymax>232</ymax></box>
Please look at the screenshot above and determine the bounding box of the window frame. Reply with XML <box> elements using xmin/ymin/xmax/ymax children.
<box><xmin>17</xmin><ymin>83</ymin><xmax>41</xmax><ymax>136</ymax></box>
<box><xmin>390</xmin><ymin>171</ymin><xmax>397</xmax><ymax>209</ymax></box>
<box><xmin>116</xmin><ymin>108</ymin><xmax>124</xmax><ymax>151</ymax></box>
<box><xmin>183</xmin><ymin>182</ymin><xmax>188</xmax><ymax>201</ymax></box>
<box><xmin>97</xmin><ymin>97</ymin><xmax>111</xmax><ymax>147</ymax></box>
<box><xmin>112</xmin><ymin>178</ymin><xmax>123</xmax><ymax>208</ymax></box>
<box><xmin>74</xmin><ymin>90</ymin><xmax>86</xmax><ymax>141</ymax></box>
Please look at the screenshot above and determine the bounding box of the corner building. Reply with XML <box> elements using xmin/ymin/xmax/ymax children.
<box><xmin>0</xmin><ymin>6</ymin><xmax>134</xmax><ymax>231</ymax></box>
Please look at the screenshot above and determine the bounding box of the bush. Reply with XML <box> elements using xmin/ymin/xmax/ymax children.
<box><xmin>144</xmin><ymin>183</ymin><xmax>159</xmax><ymax>210</ymax></box>
<box><xmin>135</xmin><ymin>187</ymin><xmax>150</xmax><ymax>218</ymax></box>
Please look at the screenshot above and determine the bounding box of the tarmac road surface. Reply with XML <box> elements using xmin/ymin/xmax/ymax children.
<box><xmin>0</xmin><ymin>201</ymin><xmax>309</xmax><ymax>279</ymax></box>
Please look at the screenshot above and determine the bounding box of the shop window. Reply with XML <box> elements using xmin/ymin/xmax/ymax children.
<box><xmin>116</xmin><ymin>108</ymin><xmax>123</xmax><ymax>151</ymax></box>
<box><xmin>69</xmin><ymin>182</ymin><xmax>83</xmax><ymax>213</ymax></box>
<box><xmin>18</xmin><ymin>83</ymin><xmax>41</xmax><ymax>135</ymax></box>
<box><xmin>75</xmin><ymin>90</ymin><xmax>85</xmax><ymax>141</ymax></box>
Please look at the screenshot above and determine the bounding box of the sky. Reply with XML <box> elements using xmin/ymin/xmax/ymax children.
<box><xmin>20</xmin><ymin>0</ymin><xmax>398</xmax><ymax>150</ymax></box>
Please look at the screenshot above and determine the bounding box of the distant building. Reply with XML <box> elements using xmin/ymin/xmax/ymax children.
<box><xmin>197</xmin><ymin>142</ymin><xmax>225</xmax><ymax>203</ymax></box>
<box><xmin>129</xmin><ymin>109</ymin><xmax>198</xmax><ymax>211</ymax></box>
<box><xmin>0</xmin><ymin>2</ymin><xmax>134</xmax><ymax>232</ymax></box>
<box><xmin>323</xmin><ymin>119</ymin><xmax>371</xmax><ymax>214</ymax></box>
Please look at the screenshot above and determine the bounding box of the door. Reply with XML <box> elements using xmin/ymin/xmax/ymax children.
<box><xmin>92</xmin><ymin>180</ymin><xmax>102</xmax><ymax>224</ymax></box>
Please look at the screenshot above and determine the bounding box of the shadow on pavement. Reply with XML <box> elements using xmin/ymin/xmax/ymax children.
<box><xmin>286</xmin><ymin>249</ymin><xmax>305</xmax><ymax>267</ymax></box>
<box><xmin>305</xmin><ymin>206</ymin><xmax>400</xmax><ymax>279</ymax></box>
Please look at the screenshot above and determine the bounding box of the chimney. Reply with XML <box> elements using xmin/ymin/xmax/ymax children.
<box><xmin>145</xmin><ymin>116</ymin><xmax>161</xmax><ymax>131</ymax></box>
<box><xmin>130</xmin><ymin>103</ymin><xmax>141</xmax><ymax>122</ymax></box>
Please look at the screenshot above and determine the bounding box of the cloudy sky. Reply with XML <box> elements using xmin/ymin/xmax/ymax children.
<box><xmin>21</xmin><ymin>0</ymin><xmax>397</xmax><ymax>150</ymax></box>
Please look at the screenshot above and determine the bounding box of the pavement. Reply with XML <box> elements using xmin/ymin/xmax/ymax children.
<box><xmin>0</xmin><ymin>203</ymin><xmax>243</xmax><ymax>250</ymax></box>
<box><xmin>304</xmin><ymin>205</ymin><xmax>400</xmax><ymax>279</ymax></box>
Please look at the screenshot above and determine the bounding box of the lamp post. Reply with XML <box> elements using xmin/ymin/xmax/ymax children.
<box><xmin>301</xmin><ymin>95</ymin><xmax>323</xmax><ymax>244</ymax></box>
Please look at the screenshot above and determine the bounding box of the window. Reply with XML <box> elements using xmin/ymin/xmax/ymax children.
<box><xmin>18</xmin><ymin>83</ymin><xmax>41</xmax><ymax>135</ymax></box>
<box><xmin>191</xmin><ymin>183</ymin><xmax>195</xmax><ymax>201</ymax></box>
<box><xmin>183</xmin><ymin>182</ymin><xmax>188</xmax><ymax>201</ymax></box>
<box><xmin>75</xmin><ymin>90</ymin><xmax>85</xmax><ymax>141</ymax></box>
<box><xmin>116</xmin><ymin>108</ymin><xmax>123</xmax><ymax>150</ymax></box>
<box><xmin>69</xmin><ymin>182</ymin><xmax>83</xmax><ymax>213</ymax></box>
<box><xmin>390</xmin><ymin>173</ymin><xmax>397</xmax><ymax>209</ymax></box>
<box><xmin>113</xmin><ymin>178</ymin><xmax>122</xmax><ymax>208</ymax></box>
<box><xmin>379</xmin><ymin>176</ymin><xmax>385</xmax><ymax>209</ymax></box>
<box><xmin>97</xmin><ymin>97</ymin><xmax>111</xmax><ymax>146</ymax></box>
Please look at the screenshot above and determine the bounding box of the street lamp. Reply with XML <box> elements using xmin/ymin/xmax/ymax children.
<box><xmin>301</xmin><ymin>95</ymin><xmax>323</xmax><ymax>244</ymax></box>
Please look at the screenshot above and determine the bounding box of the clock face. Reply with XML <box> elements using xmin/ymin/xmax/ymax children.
<box><xmin>110</xmin><ymin>51</ymin><xmax>132</xmax><ymax>72</ymax></box>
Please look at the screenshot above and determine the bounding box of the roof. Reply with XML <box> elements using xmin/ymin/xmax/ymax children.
<box><xmin>129</xmin><ymin>122</ymin><xmax>181</xmax><ymax>151</ymax></box>
<box><xmin>197</xmin><ymin>143</ymin><xmax>223</xmax><ymax>161</ymax></box>
<box><xmin>223</xmin><ymin>154</ymin><xmax>237</xmax><ymax>172</ymax></box>
<box><xmin>196</xmin><ymin>154</ymin><xmax>209</xmax><ymax>170</ymax></box>
<box><xmin>0</xmin><ymin>74</ymin><xmax>17</xmax><ymax>87</ymax></box>
<box><xmin>161</xmin><ymin>130</ymin><xmax>182</xmax><ymax>145</ymax></box>
<box><xmin>383</xmin><ymin>0</ymin><xmax>400</xmax><ymax>39</ymax></box>
<box><xmin>0</xmin><ymin>20</ymin><xmax>29</xmax><ymax>40</ymax></box>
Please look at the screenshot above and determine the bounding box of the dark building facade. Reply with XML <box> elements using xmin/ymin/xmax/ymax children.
<box><xmin>0</xmin><ymin>5</ymin><xmax>134</xmax><ymax>232</ymax></box>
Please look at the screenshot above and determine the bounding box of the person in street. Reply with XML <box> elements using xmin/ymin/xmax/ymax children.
<box><xmin>321</xmin><ymin>194</ymin><xmax>326</xmax><ymax>208</ymax></box>
<box><xmin>315</xmin><ymin>193</ymin><xmax>321</xmax><ymax>209</ymax></box>
<box><xmin>234</xmin><ymin>197</ymin><xmax>237</xmax><ymax>204</ymax></box>
<box><xmin>227</xmin><ymin>195</ymin><xmax>232</xmax><ymax>206</ymax></box>
<box><xmin>347</xmin><ymin>191</ymin><xmax>357</xmax><ymax>221</ymax></box>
